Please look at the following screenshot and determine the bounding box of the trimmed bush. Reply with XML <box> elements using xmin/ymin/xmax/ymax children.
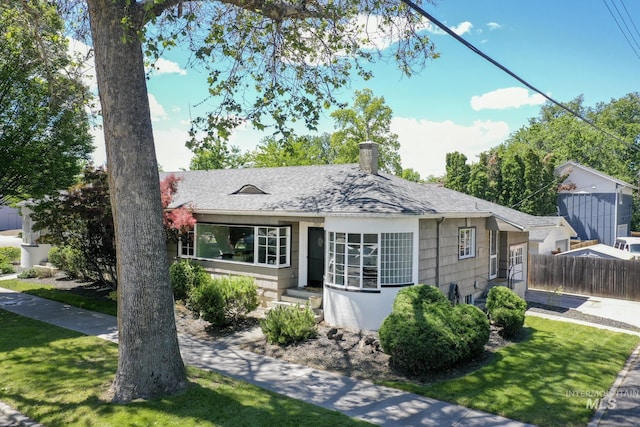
<box><xmin>188</xmin><ymin>275</ymin><xmax>259</xmax><ymax>326</ymax></box>
<box><xmin>48</xmin><ymin>246</ymin><xmax>87</xmax><ymax>279</ymax></box>
<box><xmin>169</xmin><ymin>260</ymin><xmax>207</xmax><ymax>301</ymax></box>
<box><xmin>379</xmin><ymin>284</ymin><xmax>490</xmax><ymax>374</ymax></box>
<box><xmin>486</xmin><ymin>286</ymin><xmax>527</xmax><ymax>338</ymax></box>
<box><xmin>0</xmin><ymin>262</ymin><xmax>14</xmax><ymax>274</ymax></box>
<box><xmin>0</xmin><ymin>247</ymin><xmax>20</xmax><ymax>264</ymax></box>
<box><xmin>261</xmin><ymin>305</ymin><xmax>317</xmax><ymax>345</ymax></box>
<box><xmin>18</xmin><ymin>268</ymin><xmax>37</xmax><ymax>279</ymax></box>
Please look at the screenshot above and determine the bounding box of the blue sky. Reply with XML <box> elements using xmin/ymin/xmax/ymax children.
<box><xmin>87</xmin><ymin>0</ymin><xmax>640</xmax><ymax>178</ymax></box>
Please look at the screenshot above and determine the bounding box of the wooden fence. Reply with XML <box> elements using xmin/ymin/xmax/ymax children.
<box><xmin>529</xmin><ymin>254</ymin><xmax>640</xmax><ymax>302</ymax></box>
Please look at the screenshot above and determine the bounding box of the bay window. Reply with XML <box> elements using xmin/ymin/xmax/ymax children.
<box><xmin>328</xmin><ymin>231</ymin><xmax>413</xmax><ymax>290</ymax></box>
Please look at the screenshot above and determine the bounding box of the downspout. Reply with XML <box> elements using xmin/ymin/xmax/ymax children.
<box><xmin>435</xmin><ymin>217</ymin><xmax>445</xmax><ymax>286</ymax></box>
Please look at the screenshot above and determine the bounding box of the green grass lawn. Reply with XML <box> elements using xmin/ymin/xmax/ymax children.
<box><xmin>0</xmin><ymin>279</ymin><xmax>117</xmax><ymax>316</ymax></box>
<box><xmin>381</xmin><ymin>316</ymin><xmax>640</xmax><ymax>427</ymax></box>
<box><xmin>0</xmin><ymin>310</ymin><xmax>370</xmax><ymax>426</ymax></box>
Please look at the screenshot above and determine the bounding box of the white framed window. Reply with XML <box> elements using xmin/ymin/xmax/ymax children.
<box><xmin>179</xmin><ymin>230</ymin><xmax>195</xmax><ymax>257</ymax></box>
<box><xmin>380</xmin><ymin>232</ymin><xmax>413</xmax><ymax>285</ymax></box>
<box><xmin>459</xmin><ymin>227</ymin><xmax>476</xmax><ymax>259</ymax></box>
<box><xmin>327</xmin><ymin>231</ymin><xmax>414</xmax><ymax>290</ymax></box>
<box><xmin>182</xmin><ymin>223</ymin><xmax>290</xmax><ymax>267</ymax></box>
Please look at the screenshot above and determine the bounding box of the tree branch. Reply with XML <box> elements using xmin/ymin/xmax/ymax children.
<box><xmin>140</xmin><ymin>0</ymin><xmax>325</xmax><ymax>23</ymax></box>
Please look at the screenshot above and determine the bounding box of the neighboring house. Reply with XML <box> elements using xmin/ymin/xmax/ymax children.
<box><xmin>556</xmin><ymin>161</ymin><xmax>637</xmax><ymax>246</ymax></box>
<box><xmin>0</xmin><ymin>205</ymin><xmax>22</xmax><ymax>231</ymax></box>
<box><xmin>528</xmin><ymin>216</ymin><xmax>577</xmax><ymax>255</ymax></box>
<box><xmin>164</xmin><ymin>142</ymin><xmax>564</xmax><ymax>330</ymax></box>
<box><xmin>556</xmin><ymin>243</ymin><xmax>636</xmax><ymax>260</ymax></box>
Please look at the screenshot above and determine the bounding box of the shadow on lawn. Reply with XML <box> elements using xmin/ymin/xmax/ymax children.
<box><xmin>420</xmin><ymin>321</ymin><xmax>639</xmax><ymax>427</ymax></box>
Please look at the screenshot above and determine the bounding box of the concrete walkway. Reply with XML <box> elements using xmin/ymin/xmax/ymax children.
<box><xmin>527</xmin><ymin>289</ymin><xmax>640</xmax><ymax>329</ymax></box>
<box><xmin>0</xmin><ymin>286</ymin><xmax>530</xmax><ymax>427</ymax></box>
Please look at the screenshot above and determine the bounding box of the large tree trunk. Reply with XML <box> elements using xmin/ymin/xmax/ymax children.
<box><xmin>87</xmin><ymin>0</ymin><xmax>186</xmax><ymax>402</ymax></box>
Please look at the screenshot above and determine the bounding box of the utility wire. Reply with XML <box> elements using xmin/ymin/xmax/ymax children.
<box><xmin>399</xmin><ymin>0</ymin><xmax>639</xmax><ymax>152</ymax></box>
<box><xmin>602</xmin><ymin>0</ymin><xmax>640</xmax><ymax>60</ymax></box>
<box><xmin>620</xmin><ymin>0</ymin><xmax>640</xmax><ymax>41</ymax></box>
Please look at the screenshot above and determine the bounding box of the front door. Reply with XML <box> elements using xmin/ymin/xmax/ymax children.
<box><xmin>308</xmin><ymin>227</ymin><xmax>325</xmax><ymax>287</ymax></box>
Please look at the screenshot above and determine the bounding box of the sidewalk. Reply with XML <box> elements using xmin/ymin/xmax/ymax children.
<box><xmin>0</xmin><ymin>286</ymin><xmax>530</xmax><ymax>426</ymax></box>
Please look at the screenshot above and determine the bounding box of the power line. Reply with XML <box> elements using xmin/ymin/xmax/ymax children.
<box><xmin>620</xmin><ymin>0</ymin><xmax>640</xmax><ymax>42</ymax></box>
<box><xmin>602</xmin><ymin>0</ymin><xmax>640</xmax><ymax>60</ymax></box>
<box><xmin>399</xmin><ymin>0</ymin><xmax>639</xmax><ymax>152</ymax></box>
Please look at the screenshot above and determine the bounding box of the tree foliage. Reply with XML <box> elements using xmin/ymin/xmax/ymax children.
<box><xmin>443</xmin><ymin>94</ymin><xmax>640</xmax><ymax>217</ymax></box>
<box><xmin>31</xmin><ymin>166</ymin><xmax>117</xmax><ymax>289</ymax></box>
<box><xmin>0</xmin><ymin>1</ymin><xmax>93</xmax><ymax>203</ymax></box>
<box><xmin>330</xmin><ymin>88</ymin><xmax>402</xmax><ymax>174</ymax></box>
<box><xmin>189</xmin><ymin>138</ymin><xmax>248</xmax><ymax>170</ymax></box>
<box><xmin>160</xmin><ymin>174</ymin><xmax>196</xmax><ymax>238</ymax></box>
<box><xmin>250</xmin><ymin>134</ymin><xmax>334</xmax><ymax>167</ymax></box>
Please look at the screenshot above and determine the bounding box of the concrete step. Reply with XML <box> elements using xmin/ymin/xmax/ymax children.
<box><xmin>280</xmin><ymin>294</ymin><xmax>310</xmax><ymax>306</ymax></box>
<box><xmin>285</xmin><ymin>287</ymin><xmax>322</xmax><ymax>299</ymax></box>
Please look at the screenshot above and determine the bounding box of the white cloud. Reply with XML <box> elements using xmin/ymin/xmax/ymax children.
<box><xmin>426</xmin><ymin>21</ymin><xmax>473</xmax><ymax>36</ymax></box>
<box><xmin>148</xmin><ymin>58</ymin><xmax>187</xmax><ymax>76</ymax></box>
<box><xmin>487</xmin><ymin>22</ymin><xmax>502</xmax><ymax>31</ymax></box>
<box><xmin>470</xmin><ymin>87</ymin><xmax>546</xmax><ymax>111</ymax></box>
<box><xmin>90</xmin><ymin>126</ymin><xmax>193</xmax><ymax>172</ymax></box>
<box><xmin>392</xmin><ymin>117</ymin><xmax>511</xmax><ymax>177</ymax></box>
<box><xmin>451</xmin><ymin>21</ymin><xmax>473</xmax><ymax>36</ymax></box>
<box><xmin>148</xmin><ymin>94</ymin><xmax>168</xmax><ymax>122</ymax></box>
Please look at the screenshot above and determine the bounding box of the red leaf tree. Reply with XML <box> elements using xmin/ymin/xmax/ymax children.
<box><xmin>160</xmin><ymin>174</ymin><xmax>196</xmax><ymax>238</ymax></box>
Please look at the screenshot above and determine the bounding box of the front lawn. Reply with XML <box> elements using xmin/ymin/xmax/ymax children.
<box><xmin>0</xmin><ymin>310</ymin><xmax>370</xmax><ymax>426</ymax></box>
<box><xmin>0</xmin><ymin>279</ymin><xmax>117</xmax><ymax>316</ymax></box>
<box><xmin>381</xmin><ymin>316</ymin><xmax>640</xmax><ymax>427</ymax></box>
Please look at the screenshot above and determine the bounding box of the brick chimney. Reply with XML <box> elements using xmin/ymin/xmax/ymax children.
<box><xmin>359</xmin><ymin>141</ymin><xmax>379</xmax><ymax>174</ymax></box>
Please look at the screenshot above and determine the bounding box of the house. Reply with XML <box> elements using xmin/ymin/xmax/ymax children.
<box><xmin>556</xmin><ymin>243</ymin><xmax>636</xmax><ymax>260</ymax></box>
<box><xmin>0</xmin><ymin>205</ymin><xmax>22</xmax><ymax>231</ymax></box>
<box><xmin>556</xmin><ymin>161</ymin><xmax>637</xmax><ymax>246</ymax></box>
<box><xmin>164</xmin><ymin>142</ymin><xmax>563</xmax><ymax>330</ymax></box>
<box><xmin>528</xmin><ymin>216</ymin><xmax>577</xmax><ymax>255</ymax></box>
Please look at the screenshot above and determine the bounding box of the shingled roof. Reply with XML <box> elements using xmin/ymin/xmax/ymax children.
<box><xmin>161</xmin><ymin>163</ymin><xmax>561</xmax><ymax>230</ymax></box>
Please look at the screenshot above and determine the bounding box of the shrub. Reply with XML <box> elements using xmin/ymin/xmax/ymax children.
<box><xmin>0</xmin><ymin>262</ymin><xmax>15</xmax><ymax>274</ymax></box>
<box><xmin>169</xmin><ymin>260</ymin><xmax>207</xmax><ymax>300</ymax></box>
<box><xmin>48</xmin><ymin>246</ymin><xmax>88</xmax><ymax>279</ymax></box>
<box><xmin>18</xmin><ymin>268</ymin><xmax>37</xmax><ymax>279</ymax></box>
<box><xmin>261</xmin><ymin>304</ymin><xmax>317</xmax><ymax>345</ymax></box>
<box><xmin>0</xmin><ymin>247</ymin><xmax>20</xmax><ymax>264</ymax></box>
<box><xmin>188</xmin><ymin>276</ymin><xmax>259</xmax><ymax>326</ymax></box>
<box><xmin>486</xmin><ymin>286</ymin><xmax>527</xmax><ymax>338</ymax></box>
<box><xmin>379</xmin><ymin>284</ymin><xmax>490</xmax><ymax>374</ymax></box>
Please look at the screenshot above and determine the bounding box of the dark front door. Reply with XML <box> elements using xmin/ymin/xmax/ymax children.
<box><xmin>308</xmin><ymin>227</ymin><xmax>325</xmax><ymax>287</ymax></box>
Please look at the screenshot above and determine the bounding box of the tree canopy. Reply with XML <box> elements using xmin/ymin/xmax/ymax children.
<box><xmin>444</xmin><ymin>93</ymin><xmax>640</xmax><ymax>218</ymax></box>
<box><xmin>0</xmin><ymin>1</ymin><xmax>93</xmax><ymax>203</ymax></box>
<box><xmin>330</xmin><ymin>88</ymin><xmax>403</xmax><ymax>174</ymax></box>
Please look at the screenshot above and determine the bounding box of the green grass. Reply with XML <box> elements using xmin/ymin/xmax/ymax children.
<box><xmin>0</xmin><ymin>279</ymin><xmax>117</xmax><ymax>316</ymax></box>
<box><xmin>0</xmin><ymin>310</ymin><xmax>370</xmax><ymax>426</ymax></box>
<box><xmin>381</xmin><ymin>316</ymin><xmax>640</xmax><ymax>427</ymax></box>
